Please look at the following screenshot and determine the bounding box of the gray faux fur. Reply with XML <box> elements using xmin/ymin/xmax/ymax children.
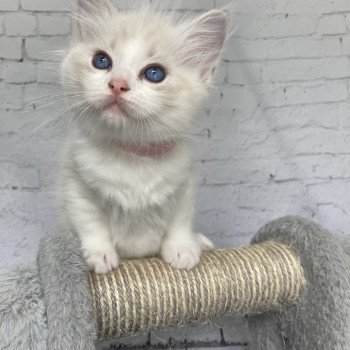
<box><xmin>38</xmin><ymin>231</ymin><xmax>96</xmax><ymax>350</ymax></box>
<box><xmin>248</xmin><ymin>216</ymin><xmax>350</xmax><ymax>350</ymax></box>
<box><xmin>0</xmin><ymin>266</ymin><xmax>47</xmax><ymax>350</ymax></box>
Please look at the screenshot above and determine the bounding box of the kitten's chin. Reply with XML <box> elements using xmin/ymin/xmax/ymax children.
<box><xmin>100</xmin><ymin>98</ymin><xmax>130</xmax><ymax>126</ymax></box>
<box><xmin>101</xmin><ymin>109</ymin><xmax>127</xmax><ymax>128</ymax></box>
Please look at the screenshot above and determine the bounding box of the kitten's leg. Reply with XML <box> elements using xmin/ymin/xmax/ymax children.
<box><xmin>161</xmin><ymin>181</ymin><xmax>213</xmax><ymax>270</ymax></box>
<box><xmin>64</xmin><ymin>180</ymin><xmax>119</xmax><ymax>274</ymax></box>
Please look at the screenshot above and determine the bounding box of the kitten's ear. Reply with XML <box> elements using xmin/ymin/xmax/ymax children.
<box><xmin>73</xmin><ymin>0</ymin><xmax>115</xmax><ymax>40</ymax></box>
<box><xmin>181</xmin><ymin>9</ymin><xmax>231</xmax><ymax>81</ymax></box>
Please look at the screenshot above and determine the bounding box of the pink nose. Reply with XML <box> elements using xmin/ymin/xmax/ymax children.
<box><xmin>108</xmin><ymin>78</ymin><xmax>130</xmax><ymax>96</ymax></box>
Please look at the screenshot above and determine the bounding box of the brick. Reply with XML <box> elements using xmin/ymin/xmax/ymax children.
<box><xmin>220</xmin><ymin>85</ymin><xmax>260</xmax><ymax>111</ymax></box>
<box><xmin>236</xmin><ymin>14</ymin><xmax>317</xmax><ymax>39</ymax></box>
<box><xmin>25</xmin><ymin>36</ymin><xmax>69</xmax><ymax>61</ymax></box>
<box><xmin>37</xmin><ymin>14</ymin><xmax>71</xmax><ymax>36</ymax></box>
<box><xmin>3</xmin><ymin>62</ymin><xmax>36</xmax><ymax>83</ymax></box>
<box><xmin>274</xmin><ymin>128</ymin><xmax>350</xmax><ymax>155</ymax></box>
<box><xmin>275</xmin><ymin>0</ymin><xmax>350</xmax><ymax>14</ymax></box>
<box><xmin>215</xmin><ymin>62</ymin><xmax>228</xmax><ymax>84</ymax></box>
<box><xmin>346</xmin><ymin>14</ymin><xmax>350</xmax><ymax>30</ymax></box>
<box><xmin>340</xmin><ymin>36</ymin><xmax>350</xmax><ymax>55</ymax></box>
<box><xmin>261</xmin><ymin>57</ymin><xmax>350</xmax><ymax>82</ymax></box>
<box><xmin>233</xmin><ymin>182</ymin><xmax>309</xmax><ymax>213</ymax></box>
<box><xmin>224</xmin><ymin>36</ymin><xmax>342</xmax><ymax>61</ymax></box>
<box><xmin>21</xmin><ymin>0</ymin><xmax>75</xmax><ymax>12</ymax></box>
<box><xmin>0</xmin><ymin>83</ymin><xmax>23</xmax><ymax>110</ymax></box>
<box><xmin>0</xmin><ymin>37</ymin><xmax>22</xmax><ymax>60</ymax></box>
<box><xmin>329</xmin><ymin>0</ymin><xmax>350</xmax><ymax>13</ymax></box>
<box><xmin>275</xmin><ymin>155</ymin><xmax>350</xmax><ymax>182</ymax></box>
<box><xmin>196</xmin><ymin>185</ymin><xmax>236</xmax><ymax>214</ymax></box>
<box><xmin>315</xmin><ymin>203</ymin><xmax>350</xmax><ymax>236</ymax></box>
<box><xmin>262</xmin><ymin>81</ymin><xmax>348</xmax><ymax>107</ymax></box>
<box><xmin>263</xmin><ymin>103</ymin><xmax>348</xmax><ymax>131</ymax></box>
<box><xmin>338</xmin><ymin>102</ymin><xmax>350</xmax><ymax>128</ymax></box>
<box><xmin>4</xmin><ymin>13</ymin><xmax>37</xmax><ymax>36</ymax></box>
<box><xmin>0</xmin><ymin>62</ymin><xmax>3</xmax><ymax>81</ymax></box>
<box><xmin>307</xmin><ymin>182</ymin><xmax>350</xmax><ymax>216</ymax></box>
<box><xmin>228</xmin><ymin>62</ymin><xmax>261</xmax><ymax>84</ymax></box>
<box><xmin>0</xmin><ymin>190</ymin><xmax>44</xmax><ymax>266</ymax></box>
<box><xmin>0</xmin><ymin>16</ymin><xmax>3</xmax><ymax>35</ymax></box>
<box><xmin>217</xmin><ymin>0</ymin><xmax>275</xmax><ymax>15</ymax></box>
<box><xmin>317</xmin><ymin>15</ymin><xmax>347</xmax><ymax>35</ymax></box>
<box><xmin>259</xmin><ymin>15</ymin><xmax>317</xmax><ymax>38</ymax></box>
<box><xmin>0</xmin><ymin>0</ymin><xmax>19</xmax><ymax>11</ymax></box>
<box><xmin>201</xmin><ymin>157</ymin><xmax>277</xmax><ymax>186</ymax></box>
<box><xmin>274</xmin><ymin>0</ymin><xmax>332</xmax><ymax>14</ymax></box>
<box><xmin>0</xmin><ymin>162</ymin><xmax>39</xmax><ymax>189</ymax></box>
<box><xmin>197</xmin><ymin>182</ymin><xmax>312</xmax><ymax>239</ymax></box>
<box><xmin>0</xmin><ymin>189</ymin><xmax>38</xmax><ymax>215</ymax></box>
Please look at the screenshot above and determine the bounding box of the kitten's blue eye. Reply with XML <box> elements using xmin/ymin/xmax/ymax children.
<box><xmin>92</xmin><ymin>52</ymin><xmax>112</xmax><ymax>70</ymax></box>
<box><xmin>144</xmin><ymin>65</ymin><xmax>166</xmax><ymax>83</ymax></box>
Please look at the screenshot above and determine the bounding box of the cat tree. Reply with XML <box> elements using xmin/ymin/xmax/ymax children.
<box><xmin>1</xmin><ymin>216</ymin><xmax>350</xmax><ymax>349</ymax></box>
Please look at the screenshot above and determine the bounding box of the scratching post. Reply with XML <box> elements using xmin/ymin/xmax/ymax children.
<box><xmin>89</xmin><ymin>241</ymin><xmax>305</xmax><ymax>341</ymax></box>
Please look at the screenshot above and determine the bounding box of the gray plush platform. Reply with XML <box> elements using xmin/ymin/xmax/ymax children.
<box><xmin>1</xmin><ymin>216</ymin><xmax>349</xmax><ymax>350</ymax></box>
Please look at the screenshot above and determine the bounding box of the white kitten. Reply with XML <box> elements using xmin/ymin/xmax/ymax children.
<box><xmin>58</xmin><ymin>0</ymin><xmax>230</xmax><ymax>274</ymax></box>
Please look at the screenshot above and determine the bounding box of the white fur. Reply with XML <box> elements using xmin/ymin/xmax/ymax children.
<box><xmin>58</xmin><ymin>0</ymin><xmax>230</xmax><ymax>273</ymax></box>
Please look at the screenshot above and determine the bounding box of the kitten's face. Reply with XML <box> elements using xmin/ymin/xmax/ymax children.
<box><xmin>62</xmin><ymin>1</ymin><xmax>229</xmax><ymax>142</ymax></box>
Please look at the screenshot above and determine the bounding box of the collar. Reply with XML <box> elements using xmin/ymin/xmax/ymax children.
<box><xmin>118</xmin><ymin>140</ymin><xmax>177</xmax><ymax>157</ymax></box>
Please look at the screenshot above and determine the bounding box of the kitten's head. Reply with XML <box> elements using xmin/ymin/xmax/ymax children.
<box><xmin>62</xmin><ymin>0</ymin><xmax>231</xmax><ymax>142</ymax></box>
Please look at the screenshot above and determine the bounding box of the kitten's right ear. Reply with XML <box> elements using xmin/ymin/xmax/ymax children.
<box><xmin>73</xmin><ymin>0</ymin><xmax>115</xmax><ymax>41</ymax></box>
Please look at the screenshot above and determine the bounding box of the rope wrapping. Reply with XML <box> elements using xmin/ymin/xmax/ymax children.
<box><xmin>89</xmin><ymin>241</ymin><xmax>305</xmax><ymax>341</ymax></box>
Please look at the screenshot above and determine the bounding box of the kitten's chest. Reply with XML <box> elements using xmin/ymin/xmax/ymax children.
<box><xmin>73</xmin><ymin>142</ymin><xmax>190</xmax><ymax>209</ymax></box>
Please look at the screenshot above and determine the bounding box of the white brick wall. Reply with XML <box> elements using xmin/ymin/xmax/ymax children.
<box><xmin>0</xmin><ymin>0</ymin><xmax>350</xmax><ymax>254</ymax></box>
<box><xmin>1</xmin><ymin>0</ymin><xmax>350</xmax><ymax>347</ymax></box>
<box><xmin>1</xmin><ymin>0</ymin><xmax>350</xmax><ymax>261</ymax></box>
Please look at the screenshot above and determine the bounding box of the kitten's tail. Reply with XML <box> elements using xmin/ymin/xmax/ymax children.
<box><xmin>196</xmin><ymin>233</ymin><xmax>214</xmax><ymax>251</ymax></box>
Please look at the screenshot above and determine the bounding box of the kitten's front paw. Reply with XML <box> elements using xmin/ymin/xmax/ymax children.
<box><xmin>161</xmin><ymin>239</ymin><xmax>201</xmax><ymax>270</ymax></box>
<box><xmin>84</xmin><ymin>248</ymin><xmax>119</xmax><ymax>274</ymax></box>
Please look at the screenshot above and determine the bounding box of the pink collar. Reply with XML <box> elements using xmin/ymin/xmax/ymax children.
<box><xmin>118</xmin><ymin>140</ymin><xmax>177</xmax><ymax>157</ymax></box>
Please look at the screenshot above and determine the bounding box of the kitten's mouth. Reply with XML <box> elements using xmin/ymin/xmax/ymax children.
<box><xmin>105</xmin><ymin>97</ymin><xmax>128</xmax><ymax>115</ymax></box>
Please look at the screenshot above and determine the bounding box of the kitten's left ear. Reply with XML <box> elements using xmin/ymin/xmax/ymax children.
<box><xmin>181</xmin><ymin>9</ymin><xmax>231</xmax><ymax>82</ymax></box>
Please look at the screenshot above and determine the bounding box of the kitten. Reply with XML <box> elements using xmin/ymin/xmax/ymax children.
<box><xmin>58</xmin><ymin>0</ymin><xmax>231</xmax><ymax>274</ymax></box>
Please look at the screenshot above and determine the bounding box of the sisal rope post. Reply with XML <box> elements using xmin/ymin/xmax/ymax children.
<box><xmin>89</xmin><ymin>241</ymin><xmax>305</xmax><ymax>341</ymax></box>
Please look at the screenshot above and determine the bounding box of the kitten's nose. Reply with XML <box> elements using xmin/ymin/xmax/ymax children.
<box><xmin>108</xmin><ymin>78</ymin><xmax>130</xmax><ymax>96</ymax></box>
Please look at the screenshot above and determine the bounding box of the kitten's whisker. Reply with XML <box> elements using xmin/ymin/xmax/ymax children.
<box><xmin>20</xmin><ymin>92</ymin><xmax>81</xmax><ymax>103</ymax></box>
<box><xmin>15</xmin><ymin>93</ymin><xmax>84</xmax><ymax>111</ymax></box>
<box><xmin>29</xmin><ymin>100</ymin><xmax>85</xmax><ymax>137</ymax></box>
<box><xmin>18</xmin><ymin>95</ymin><xmax>84</xmax><ymax>113</ymax></box>
<box><xmin>136</xmin><ymin>103</ymin><xmax>189</xmax><ymax>157</ymax></box>
<box><xmin>73</xmin><ymin>104</ymin><xmax>91</xmax><ymax>126</ymax></box>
